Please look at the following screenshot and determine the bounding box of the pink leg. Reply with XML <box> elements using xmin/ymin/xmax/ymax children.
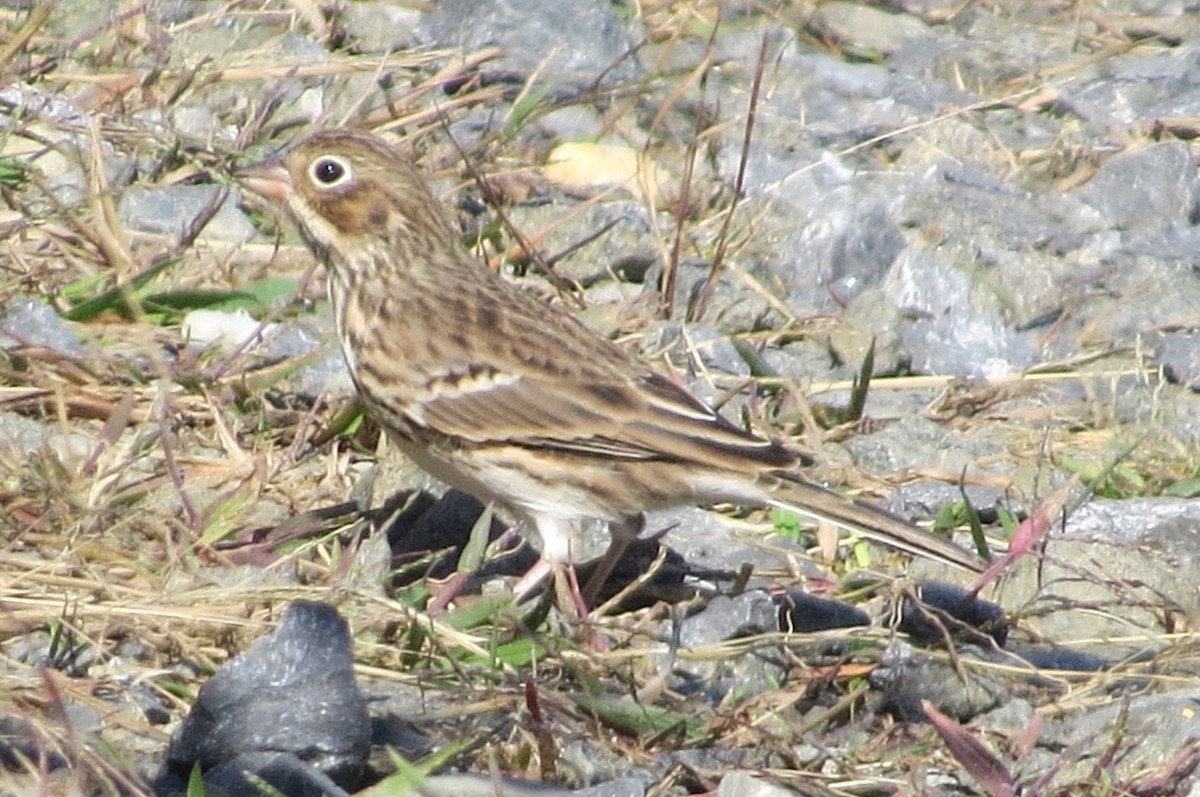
<box><xmin>511</xmin><ymin>555</ymin><xmax>555</xmax><ymax>599</ymax></box>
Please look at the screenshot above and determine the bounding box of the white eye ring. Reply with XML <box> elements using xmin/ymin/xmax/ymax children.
<box><xmin>309</xmin><ymin>154</ymin><xmax>353</xmax><ymax>189</ymax></box>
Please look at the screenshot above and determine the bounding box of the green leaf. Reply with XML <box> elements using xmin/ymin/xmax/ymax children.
<box><xmin>358</xmin><ymin>743</ymin><xmax>467</xmax><ymax>797</ymax></box>
<box><xmin>186</xmin><ymin>763</ymin><xmax>206</xmax><ymax>797</ymax></box>
<box><xmin>1166</xmin><ymin>477</ymin><xmax>1200</xmax><ymax>498</ymax></box>
<box><xmin>846</xmin><ymin>337</ymin><xmax>875</xmax><ymax>423</ymax></box>
<box><xmin>1058</xmin><ymin>454</ymin><xmax>1144</xmax><ymax>499</ymax></box>
<box><xmin>771</xmin><ymin>507</ymin><xmax>804</xmax><ymax>542</ymax></box>
<box><xmin>241</xmin><ymin>276</ymin><xmax>300</xmax><ymax>306</ymax></box>
<box><xmin>463</xmin><ymin>217</ymin><xmax>504</xmax><ymax>254</ymax></box>
<box><xmin>62</xmin><ymin>256</ymin><xmax>180</xmax><ymax>322</ymax></box>
<box><xmin>141</xmin><ymin>289</ymin><xmax>264</xmax><ymax>318</ymax></box>
<box><xmin>457</xmin><ymin>503</ymin><xmax>493</xmax><ymax>574</ymax></box>
<box><xmin>503</xmin><ymin>84</ymin><xmax>553</xmax><ymax>140</ymax></box>
<box><xmin>995</xmin><ymin>505</ymin><xmax>1020</xmax><ymax>536</ymax></box>
<box><xmin>240</xmin><ymin>773</ymin><xmax>287</xmax><ymax>797</ymax></box>
<box><xmin>931</xmin><ymin>500</ymin><xmax>970</xmax><ymax>531</ymax></box>
<box><xmin>851</xmin><ymin>539</ymin><xmax>871</xmax><ymax>568</ymax></box>
<box><xmin>440</xmin><ymin>593</ymin><xmax>514</xmax><ymax>630</ymax></box>
<box><xmin>322</xmin><ymin>398</ymin><xmax>367</xmax><ymax>440</ymax></box>
<box><xmin>572</xmin><ymin>694</ymin><xmax>701</xmax><ymax>738</ymax></box>
<box><xmin>197</xmin><ymin>488</ymin><xmax>254</xmax><ymax>546</ymax></box>
<box><xmin>0</xmin><ymin>156</ymin><xmax>31</xmax><ymax>189</ymax></box>
<box><xmin>489</xmin><ymin>636</ymin><xmax>545</xmax><ymax>668</ymax></box>
<box><xmin>730</xmin><ymin>337</ymin><xmax>778</xmax><ymax>380</ymax></box>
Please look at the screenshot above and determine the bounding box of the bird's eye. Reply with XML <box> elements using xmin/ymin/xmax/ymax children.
<box><xmin>309</xmin><ymin>155</ymin><xmax>351</xmax><ymax>188</ymax></box>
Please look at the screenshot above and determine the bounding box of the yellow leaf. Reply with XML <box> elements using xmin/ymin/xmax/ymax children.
<box><xmin>544</xmin><ymin>142</ymin><xmax>664</xmax><ymax>202</ymax></box>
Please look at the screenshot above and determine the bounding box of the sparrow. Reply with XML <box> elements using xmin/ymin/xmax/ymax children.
<box><xmin>238</xmin><ymin>129</ymin><xmax>981</xmax><ymax>607</ymax></box>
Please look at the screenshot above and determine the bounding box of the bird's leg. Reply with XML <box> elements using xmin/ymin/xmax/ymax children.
<box><xmin>552</xmin><ymin>563</ymin><xmax>590</xmax><ymax>621</ymax></box>
<box><xmin>582</xmin><ymin>513</ymin><xmax>645</xmax><ymax>608</ymax></box>
<box><xmin>511</xmin><ymin>556</ymin><xmax>554</xmax><ymax>600</ymax></box>
<box><xmin>513</xmin><ymin>553</ymin><xmax>589</xmax><ymax>621</ymax></box>
<box><xmin>512</xmin><ymin>514</ymin><xmax>578</xmax><ymax>605</ymax></box>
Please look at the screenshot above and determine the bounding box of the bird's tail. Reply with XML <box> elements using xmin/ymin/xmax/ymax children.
<box><xmin>763</xmin><ymin>471</ymin><xmax>983</xmax><ymax>572</ymax></box>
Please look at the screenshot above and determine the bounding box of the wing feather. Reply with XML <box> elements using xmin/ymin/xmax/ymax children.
<box><xmin>403</xmin><ymin>359</ymin><xmax>796</xmax><ymax>469</ymax></box>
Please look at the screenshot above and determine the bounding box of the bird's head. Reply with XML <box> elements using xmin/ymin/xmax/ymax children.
<box><xmin>238</xmin><ymin>129</ymin><xmax>457</xmax><ymax>267</ymax></box>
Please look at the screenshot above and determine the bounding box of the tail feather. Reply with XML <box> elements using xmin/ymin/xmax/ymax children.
<box><xmin>766</xmin><ymin>472</ymin><xmax>983</xmax><ymax>572</ymax></box>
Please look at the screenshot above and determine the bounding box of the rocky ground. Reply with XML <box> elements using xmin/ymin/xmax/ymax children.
<box><xmin>3</xmin><ymin>0</ymin><xmax>1200</xmax><ymax>795</ymax></box>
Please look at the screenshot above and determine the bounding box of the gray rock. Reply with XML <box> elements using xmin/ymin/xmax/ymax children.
<box><xmin>1154</xmin><ymin>332</ymin><xmax>1200</xmax><ymax>390</ymax></box>
<box><xmin>890</xmin><ymin>481</ymin><xmax>1010</xmax><ymax>521</ymax></box>
<box><xmin>716</xmin><ymin>772</ymin><xmax>793</xmax><ymax>797</ymax></box>
<box><xmin>807</xmin><ymin>2</ymin><xmax>934</xmax><ymax>56</ymax></box>
<box><xmin>1058</xmin><ymin>45</ymin><xmax>1200</xmax><ymax>128</ymax></box>
<box><xmin>419</xmin><ymin>774</ymin><xmax>580</xmax><ymax>797</ymax></box>
<box><xmin>167</xmin><ymin>104</ymin><xmax>237</xmax><ymax>144</ymax></box>
<box><xmin>571</xmin><ymin>776</ymin><xmax>647</xmax><ymax>797</ymax></box>
<box><xmin>998</xmin><ymin>498</ymin><xmax>1200</xmax><ymax>646</ymax></box>
<box><xmin>844</xmin><ymin>414</ymin><xmax>1005</xmax><ymax>475</ymax></box>
<box><xmin>118</xmin><ymin>184</ymin><xmax>257</xmax><ymax>242</ymax></box>
<box><xmin>0</xmin><ymin>298</ymin><xmax>85</xmax><ymax>355</ymax></box>
<box><xmin>642</xmin><ymin>505</ymin><xmax>823</xmax><ymax>582</ymax></box>
<box><xmin>417</xmin><ymin>0</ymin><xmax>642</xmax><ymax>90</ymax></box>
<box><xmin>1038</xmin><ymin>689</ymin><xmax>1200</xmax><ymax>787</ymax></box>
<box><xmin>0</xmin><ymin>412</ymin><xmax>52</xmax><ymax>459</ymax></box>
<box><xmin>1072</xmin><ymin>142</ymin><xmax>1200</xmax><ymax>232</ymax></box>
<box><xmin>871</xmin><ymin>643</ymin><xmax>1010</xmax><ymax>721</ymax></box>
<box><xmin>503</xmin><ymin>200</ymin><xmax>657</xmax><ymax>287</ymax></box>
<box><xmin>339</xmin><ymin>2</ymin><xmax>421</xmax><ymax>54</ymax></box>
<box><xmin>676</xmin><ymin>591</ymin><xmax>779</xmax><ymax>650</ymax></box>
<box><xmin>0</xmin><ymin>89</ymin><xmax>134</xmax><ymax>205</ymax></box>
<box><xmin>886</xmin><ymin>248</ymin><xmax>1037</xmax><ymax>377</ymax></box>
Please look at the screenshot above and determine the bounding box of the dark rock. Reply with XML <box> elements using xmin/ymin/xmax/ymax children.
<box><xmin>161</xmin><ymin>601</ymin><xmax>371</xmax><ymax>791</ymax></box>
<box><xmin>899</xmin><ymin>581</ymin><xmax>1008</xmax><ymax>646</ymax></box>
<box><xmin>577</xmin><ymin>537</ymin><xmax>694</xmax><ymax>613</ymax></box>
<box><xmin>384</xmin><ymin>488</ymin><xmax>519</xmax><ymax>586</ymax></box>
<box><xmin>200</xmin><ymin>751</ymin><xmax>350</xmax><ymax>797</ymax></box>
<box><xmin>871</xmin><ymin>646</ymin><xmax>1009</xmax><ymax>722</ymax></box>
<box><xmin>385</xmin><ymin>489</ymin><xmax>693</xmax><ymax>612</ymax></box>
<box><xmin>0</xmin><ymin>715</ymin><xmax>69</xmax><ymax>773</ymax></box>
<box><xmin>384</xmin><ymin>489</ymin><xmax>535</xmax><ymax>588</ymax></box>
<box><xmin>775</xmin><ymin>589</ymin><xmax>871</xmax><ymax>633</ymax></box>
<box><xmin>1006</xmin><ymin>645</ymin><xmax>1108</xmax><ymax>673</ymax></box>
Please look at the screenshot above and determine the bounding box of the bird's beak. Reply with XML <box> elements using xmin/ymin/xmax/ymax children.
<box><xmin>236</xmin><ymin>160</ymin><xmax>293</xmax><ymax>202</ymax></box>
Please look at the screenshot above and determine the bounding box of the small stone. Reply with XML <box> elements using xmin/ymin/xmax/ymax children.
<box><xmin>339</xmin><ymin>2</ymin><xmax>421</xmax><ymax>53</ymax></box>
<box><xmin>717</xmin><ymin>772</ymin><xmax>793</xmax><ymax>797</ymax></box>
<box><xmin>808</xmin><ymin>2</ymin><xmax>933</xmax><ymax>56</ymax></box>
<box><xmin>118</xmin><ymin>185</ymin><xmax>257</xmax><ymax>242</ymax></box>
<box><xmin>0</xmin><ymin>298</ymin><xmax>85</xmax><ymax>356</ymax></box>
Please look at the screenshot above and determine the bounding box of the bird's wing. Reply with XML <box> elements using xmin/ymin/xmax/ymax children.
<box><xmin>397</xmin><ymin>358</ymin><xmax>795</xmax><ymax>468</ymax></box>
